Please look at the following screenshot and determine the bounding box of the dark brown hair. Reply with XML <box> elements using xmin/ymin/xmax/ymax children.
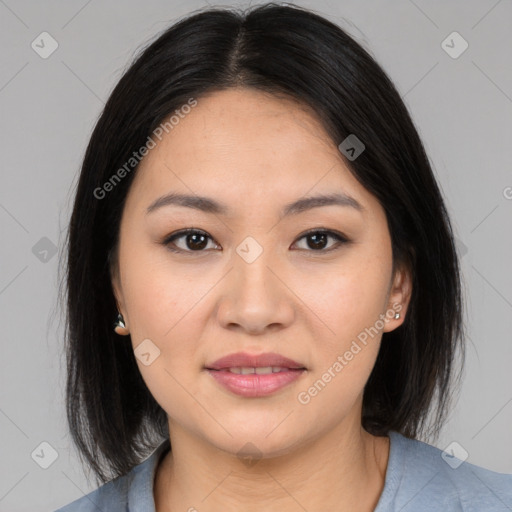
<box><xmin>62</xmin><ymin>2</ymin><xmax>465</xmax><ymax>484</ymax></box>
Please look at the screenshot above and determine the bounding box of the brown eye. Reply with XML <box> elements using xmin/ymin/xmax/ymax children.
<box><xmin>162</xmin><ymin>228</ymin><xmax>349</xmax><ymax>255</ymax></box>
<box><xmin>163</xmin><ymin>229</ymin><xmax>219</xmax><ymax>253</ymax></box>
<box><xmin>292</xmin><ymin>229</ymin><xmax>349</xmax><ymax>252</ymax></box>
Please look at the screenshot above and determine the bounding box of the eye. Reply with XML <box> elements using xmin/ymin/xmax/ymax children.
<box><xmin>291</xmin><ymin>229</ymin><xmax>349</xmax><ymax>252</ymax></box>
<box><xmin>162</xmin><ymin>228</ymin><xmax>350</xmax><ymax>254</ymax></box>
<box><xmin>163</xmin><ymin>228</ymin><xmax>220</xmax><ymax>253</ymax></box>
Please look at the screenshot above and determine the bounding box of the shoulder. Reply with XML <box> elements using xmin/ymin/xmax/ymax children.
<box><xmin>376</xmin><ymin>431</ymin><xmax>512</xmax><ymax>512</ymax></box>
<box><xmin>54</xmin><ymin>475</ymin><xmax>130</xmax><ymax>512</ymax></box>
<box><xmin>54</xmin><ymin>439</ymin><xmax>170</xmax><ymax>512</ymax></box>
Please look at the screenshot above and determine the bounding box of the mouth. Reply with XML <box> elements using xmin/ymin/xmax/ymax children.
<box><xmin>204</xmin><ymin>352</ymin><xmax>307</xmax><ymax>397</ymax></box>
<box><xmin>208</xmin><ymin>366</ymin><xmax>305</xmax><ymax>374</ymax></box>
<box><xmin>205</xmin><ymin>351</ymin><xmax>306</xmax><ymax>371</ymax></box>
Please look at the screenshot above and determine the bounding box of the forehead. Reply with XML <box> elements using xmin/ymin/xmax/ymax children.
<box><xmin>148</xmin><ymin>88</ymin><xmax>336</xmax><ymax>163</ymax></box>
<box><xmin>126</xmin><ymin>88</ymin><xmax>376</xmax><ymax>215</ymax></box>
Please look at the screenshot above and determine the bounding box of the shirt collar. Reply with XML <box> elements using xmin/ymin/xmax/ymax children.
<box><xmin>128</xmin><ymin>438</ymin><xmax>171</xmax><ymax>511</ymax></box>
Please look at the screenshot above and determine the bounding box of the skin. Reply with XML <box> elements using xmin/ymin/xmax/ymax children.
<box><xmin>111</xmin><ymin>87</ymin><xmax>412</xmax><ymax>512</ymax></box>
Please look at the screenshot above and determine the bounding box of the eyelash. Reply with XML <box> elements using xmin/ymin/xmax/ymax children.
<box><xmin>161</xmin><ymin>228</ymin><xmax>350</xmax><ymax>255</ymax></box>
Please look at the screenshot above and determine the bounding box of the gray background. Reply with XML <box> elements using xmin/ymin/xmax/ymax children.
<box><xmin>0</xmin><ymin>0</ymin><xmax>511</xmax><ymax>510</ymax></box>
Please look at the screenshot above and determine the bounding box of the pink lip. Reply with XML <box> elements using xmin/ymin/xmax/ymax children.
<box><xmin>204</xmin><ymin>352</ymin><xmax>307</xmax><ymax>398</ymax></box>
<box><xmin>206</xmin><ymin>351</ymin><xmax>305</xmax><ymax>370</ymax></box>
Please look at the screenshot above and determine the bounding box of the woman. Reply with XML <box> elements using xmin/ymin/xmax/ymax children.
<box><xmin>55</xmin><ymin>3</ymin><xmax>512</xmax><ymax>511</ymax></box>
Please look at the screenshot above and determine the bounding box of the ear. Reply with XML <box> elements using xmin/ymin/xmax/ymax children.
<box><xmin>110</xmin><ymin>269</ymin><xmax>131</xmax><ymax>336</ymax></box>
<box><xmin>383</xmin><ymin>260</ymin><xmax>413</xmax><ymax>332</ymax></box>
<box><xmin>111</xmin><ymin>272</ymin><xmax>124</xmax><ymax>315</ymax></box>
<box><xmin>109</xmin><ymin>252</ymin><xmax>128</xmax><ymax>327</ymax></box>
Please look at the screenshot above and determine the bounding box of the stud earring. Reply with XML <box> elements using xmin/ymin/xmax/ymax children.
<box><xmin>114</xmin><ymin>312</ymin><xmax>129</xmax><ymax>335</ymax></box>
<box><xmin>394</xmin><ymin>312</ymin><xmax>401</xmax><ymax>319</ymax></box>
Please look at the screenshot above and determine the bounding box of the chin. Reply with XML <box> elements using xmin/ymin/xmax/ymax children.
<box><xmin>205</xmin><ymin>419</ymin><xmax>306</xmax><ymax>459</ymax></box>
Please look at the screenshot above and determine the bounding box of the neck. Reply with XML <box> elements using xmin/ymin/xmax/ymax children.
<box><xmin>154</xmin><ymin>418</ymin><xmax>390</xmax><ymax>512</ymax></box>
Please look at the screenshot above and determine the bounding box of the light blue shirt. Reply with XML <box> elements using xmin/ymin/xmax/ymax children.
<box><xmin>55</xmin><ymin>431</ymin><xmax>512</xmax><ymax>511</ymax></box>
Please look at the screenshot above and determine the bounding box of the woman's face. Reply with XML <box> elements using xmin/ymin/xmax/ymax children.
<box><xmin>111</xmin><ymin>87</ymin><xmax>411</xmax><ymax>457</ymax></box>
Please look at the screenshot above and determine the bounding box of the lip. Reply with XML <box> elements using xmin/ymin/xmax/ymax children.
<box><xmin>204</xmin><ymin>352</ymin><xmax>307</xmax><ymax>398</ymax></box>
<box><xmin>205</xmin><ymin>351</ymin><xmax>306</xmax><ymax>370</ymax></box>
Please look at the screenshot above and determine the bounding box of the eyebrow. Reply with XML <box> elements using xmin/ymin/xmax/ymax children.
<box><xmin>146</xmin><ymin>191</ymin><xmax>365</xmax><ymax>218</ymax></box>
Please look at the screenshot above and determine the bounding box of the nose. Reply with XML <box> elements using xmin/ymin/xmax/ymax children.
<box><xmin>215</xmin><ymin>242</ymin><xmax>295</xmax><ymax>335</ymax></box>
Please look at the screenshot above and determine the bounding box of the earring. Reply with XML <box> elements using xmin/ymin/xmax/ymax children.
<box><xmin>394</xmin><ymin>312</ymin><xmax>401</xmax><ymax>319</ymax></box>
<box><xmin>114</xmin><ymin>312</ymin><xmax>129</xmax><ymax>335</ymax></box>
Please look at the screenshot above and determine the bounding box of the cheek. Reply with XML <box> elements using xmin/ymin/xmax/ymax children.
<box><xmin>296</xmin><ymin>268</ymin><xmax>389</xmax><ymax>413</ymax></box>
<box><xmin>312</xmin><ymin>255</ymin><xmax>392</xmax><ymax>400</ymax></box>
<box><xmin>298</xmin><ymin>257</ymin><xmax>391</xmax><ymax>349</ymax></box>
<box><xmin>120</xmin><ymin>241</ymin><xmax>204</xmax><ymax>339</ymax></box>
<box><xmin>121</xmin><ymin>255</ymin><xmax>208</xmax><ymax>421</ymax></box>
